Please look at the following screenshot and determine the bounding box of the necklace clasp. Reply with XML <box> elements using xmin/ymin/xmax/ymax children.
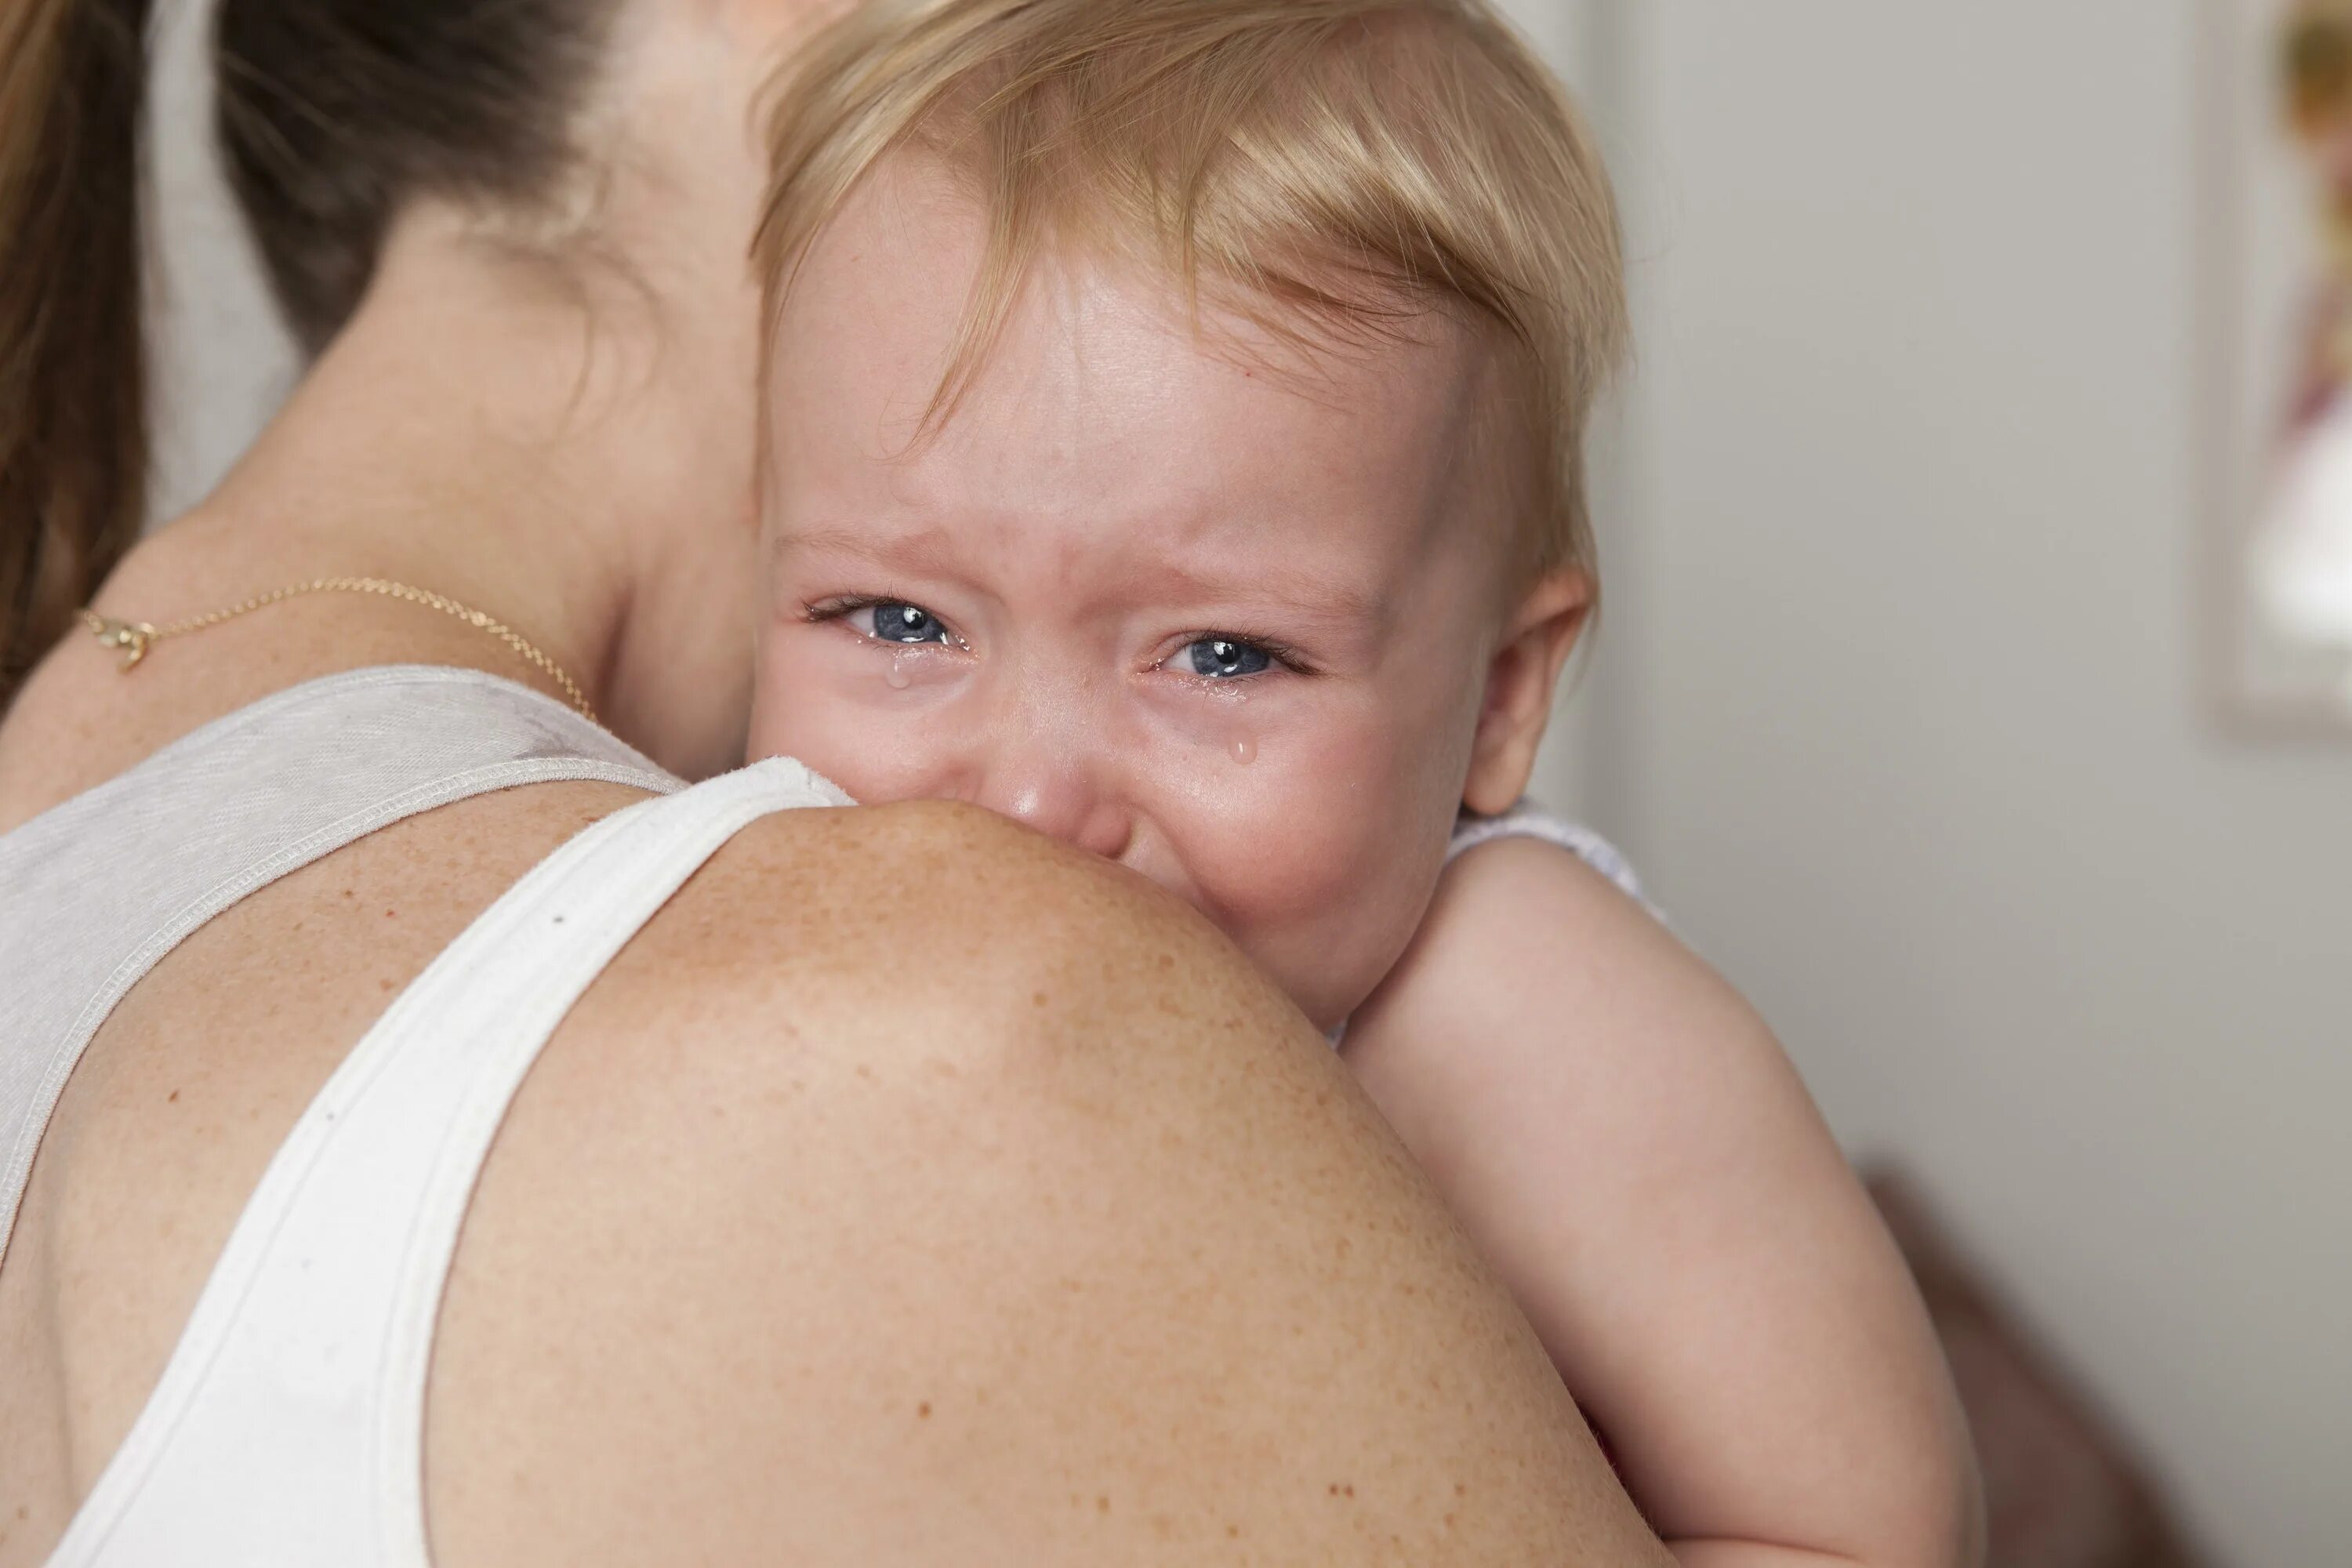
<box><xmin>89</xmin><ymin>617</ymin><xmax>158</xmax><ymax>670</ymax></box>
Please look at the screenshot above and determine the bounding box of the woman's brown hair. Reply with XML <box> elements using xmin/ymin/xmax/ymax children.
<box><xmin>0</xmin><ymin>0</ymin><xmax>621</xmax><ymax>710</ymax></box>
<box><xmin>0</xmin><ymin>0</ymin><xmax>152</xmax><ymax>707</ymax></box>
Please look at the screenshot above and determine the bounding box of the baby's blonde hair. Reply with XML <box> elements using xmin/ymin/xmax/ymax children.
<box><xmin>755</xmin><ymin>0</ymin><xmax>1628</xmax><ymax>579</ymax></box>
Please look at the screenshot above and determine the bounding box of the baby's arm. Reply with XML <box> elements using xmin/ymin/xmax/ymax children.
<box><xmin>1343</xmin><ymin>837</ymin><xmax>1983</xmax><ymax>1568</ymax></box>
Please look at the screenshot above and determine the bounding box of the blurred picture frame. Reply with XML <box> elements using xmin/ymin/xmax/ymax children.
<box><xmin>2205</xmin><ymin>0</ymin><xmax>2352</xmax><ymax>735</ymax></box>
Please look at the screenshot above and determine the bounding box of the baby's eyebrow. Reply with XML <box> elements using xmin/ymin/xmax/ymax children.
<box><xmin>778</xmin><ymin>524</ymin><xmax>964</xmax><ymax>577</ymax></box>
<box><xmin>1138</xmin><ymin>559</ymin><xmax>1386</xmax><ymax>632</ymax></box>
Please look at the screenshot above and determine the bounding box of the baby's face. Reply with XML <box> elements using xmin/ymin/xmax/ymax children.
<box><xmin>753</xmin><ymin>168</ymin><xmax>1542</xmax><ymax>1028</ymax></box>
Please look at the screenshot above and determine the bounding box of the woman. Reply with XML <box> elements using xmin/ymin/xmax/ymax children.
<box><xmin>0</xmin><ymin>1</ymin><xmax>1668</xmax><ymax>1563</ymax></box>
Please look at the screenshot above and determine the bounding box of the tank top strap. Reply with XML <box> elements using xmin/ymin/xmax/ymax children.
<box><xmin>1446</xmin><ymin>800</ymin><xmax>1656</xmax><ymax>916</ymax></box>
<box><xmin>0</xmin><ymin>665</ymin><xmax>675</xmax><ymax>1265</ymax></box>
<box><xmin>46</xmin><ymin>757</ymin><xmax>851</xmax><ymax>1568</ymax></box>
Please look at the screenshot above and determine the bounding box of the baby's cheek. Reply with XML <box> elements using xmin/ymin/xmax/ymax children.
<box><xmin>742</xmin><ymin>673</ymin><xmax>798</xmax><ymax>768</ymax></box>
<box><xmin>767</xmin><ymin>713</ymin><xmax>882</xmax><ymax>801</ymax></box>
<box><xmin>764</xmin><ymin>701</ymin><xmax>924</xmax><ymax>806</ymax></box>
<box><xmin>748</xmin><ymin>633</ymin><xmax>950</xmax><ymax>804</ymax></box>
<box><xmin>1185</xmin><ymin>736</ymin><xmax>1454</xmax><ymax>1026</ymax></box>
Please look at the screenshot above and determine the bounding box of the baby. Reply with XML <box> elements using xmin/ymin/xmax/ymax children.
<box><xmin>748</xmin><ymin>2</ymin><xmax>1980</xmax><ymax>1563</ymax></box>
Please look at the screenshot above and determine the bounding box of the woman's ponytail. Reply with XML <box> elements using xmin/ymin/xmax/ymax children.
<box><xmin>0</xmin><ymin>0</ymin><xmax>152</xmax><ymax>709</ymax></box>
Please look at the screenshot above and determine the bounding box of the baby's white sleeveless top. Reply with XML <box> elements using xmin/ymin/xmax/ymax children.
<box><xmin>0</xmin><ymin>668</ymin><xmax>848</xmax><ymax>1567</ymax></box>
<box><xmin>0</xmin><ymin>665</ymin><xmax>1634</xmax><ymax>1565</ymax></box>
<box><xmin>1446</xmin><ymin>802</ymin><xmax>1647</xmax><ymax>900</ymax></box>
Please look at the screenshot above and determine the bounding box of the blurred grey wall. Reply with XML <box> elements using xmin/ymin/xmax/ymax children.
<box><xmin>1556</xmin><ymin>4</ymin><xmax>2352</xmax><ymax>1564</ymax></box>
<box><xmin>144</xmin><ymin>0</ymin><xmax>296</xmax><ymax>528</ymax></box>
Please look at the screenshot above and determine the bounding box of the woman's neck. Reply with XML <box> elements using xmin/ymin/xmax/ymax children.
<box><xmin>170</xmin><ymin>227</ymin><xmax>764</xmax><ymax>776</ymax></box>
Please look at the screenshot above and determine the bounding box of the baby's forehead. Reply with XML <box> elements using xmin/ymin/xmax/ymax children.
<box><xmin>770</xmin><ymin>163</ymin><xmax>1514</xmax><ymax>575</ymax></box>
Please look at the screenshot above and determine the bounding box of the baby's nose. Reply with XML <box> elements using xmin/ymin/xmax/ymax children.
<box><xmin>974</xmin><ymin>746</ymin><xmax>1134</xmax><ymax>862</ymax></box>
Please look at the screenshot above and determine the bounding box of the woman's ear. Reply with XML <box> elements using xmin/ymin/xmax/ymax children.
<box><xmin>1463</xmin><ymin>568</ymin><xmax>1592</xmax><ymax>817</ymax></box>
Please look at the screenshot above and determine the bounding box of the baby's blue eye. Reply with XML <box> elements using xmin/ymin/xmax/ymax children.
<box><xmin>869</xmin><ymin>603</ymin><xmax>949</xmax><ymax>644</ymax></box>
<box><xmin>1186</xmin><ymin>638</ymin><xmax>1272</xmax><ymax>679</ymax></box>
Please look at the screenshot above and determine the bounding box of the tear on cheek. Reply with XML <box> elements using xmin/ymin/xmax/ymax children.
<box><xmin>1160</xmin><ymin>681</ymin><xmax>1265</xmax><ymax>766</ymax></box>
<box><xmin>872</xmin><ymin>644</ymin><xmax>961</xmax><ymax>695</ymax></box>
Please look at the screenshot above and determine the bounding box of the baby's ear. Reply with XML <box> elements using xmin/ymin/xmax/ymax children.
<box><xmin>1463</xmin><ymin>569</ymin><xmax>1592</xmax><ymax>816</ymax></box>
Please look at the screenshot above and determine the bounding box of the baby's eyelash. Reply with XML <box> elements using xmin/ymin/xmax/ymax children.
<box><xmin>804</xmin><ymin>594</ymin><xmax>969</xmax><ymax>649</ymax></box>
<box><xmin>802</xmin><ymin>593</ymin><xmax>890</xmax><ymax>625</ymax></box>
<box><xmin>807</xmin><ymin>600</ymin><xmax>1312</xmax><ymax>675</ymax></box>
<box><xmin>1173</xmin><ymin>632</ymin><xmax>1317</xmax><ymax>677</ymax></box>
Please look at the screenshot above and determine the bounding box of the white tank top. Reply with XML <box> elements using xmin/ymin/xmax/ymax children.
<box><xmin>0</xmin><ymin>667</ymin><xmax>848</xmax><ymax>1566</ymax></box>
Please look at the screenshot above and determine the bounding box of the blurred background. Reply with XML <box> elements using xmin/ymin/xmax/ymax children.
<box><xmin>144</xmin><ymin>1</ymin><xmax>2347</xmax><ymax>1563</ymax></box>
<box><xmin>1523</xmin><ymin>4</ymin><xmax>2350</xmax><ymax>1565</ymax></box>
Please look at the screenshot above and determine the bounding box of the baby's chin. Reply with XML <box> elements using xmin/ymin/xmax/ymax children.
<box><xmin>1154</xmin><ymin>854</ymin><xmax>1443</xmax><ymax>1039</ymax></box>
<box><xmin>1112</xmin><ymin>866</ymin><xmax>1374</xmax><ymax>1035</ymax></box>
<box><xmin>1238</xmin><ymin>935</ymin><xmax>1401</xmax><ymax>1040</ymax></box>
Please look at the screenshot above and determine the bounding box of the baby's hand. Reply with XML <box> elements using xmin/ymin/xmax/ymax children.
<box><xmin>1344</xmin><ymin>836</ymin><xmax>1983</xmax><ymax>1568</ymax></box>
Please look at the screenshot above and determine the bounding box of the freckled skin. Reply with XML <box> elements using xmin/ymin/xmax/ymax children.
<box><xmin>753</xmin><ymin>160</ymin><xmax>1519</xmax><ymax>1032</ymax></box>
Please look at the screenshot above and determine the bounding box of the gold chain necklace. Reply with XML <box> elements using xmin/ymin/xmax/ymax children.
<box><xmin>80</xmin><ymin>576</ymin><xmax>597</xmax><ymax>722</ymax></box>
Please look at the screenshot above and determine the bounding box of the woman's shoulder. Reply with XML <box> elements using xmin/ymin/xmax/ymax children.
<box><xmin>430</xmin><ymin>793</ymin><xmax>1657</xmax><ymax>1565</ymax></box>
<box><xmin>583</xmin><ymin>793</ymin><xmax>1236</xmax><ymax>1058</ymax></box>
